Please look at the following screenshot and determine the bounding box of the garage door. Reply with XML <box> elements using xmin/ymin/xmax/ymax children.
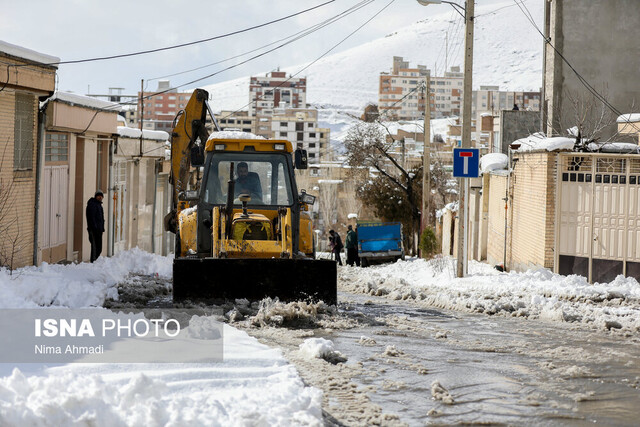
<box><xmin>557</xmin><ymin>154</ymin><xmax>640</xmax><ymax>283</ymax></box>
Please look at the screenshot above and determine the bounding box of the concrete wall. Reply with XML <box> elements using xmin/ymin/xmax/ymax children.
<box><xmin>499</xmin><ymin>110</ymin><xmax>542</xmax><ymax>153</ymax></box>
<box><xmin>544</xmin><ymin>0</ymin><xmax>640</xmax><ymax>140</ymax></box>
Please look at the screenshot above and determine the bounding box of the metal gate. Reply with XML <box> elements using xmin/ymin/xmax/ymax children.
<box><xmin>112</xmin><ymin>161</ymin><xmax>128</xmax><ymax>254</ymax></box>
<box><xmin>557</xmin><ymin>153</ymin><xmax>640</xmax><ymax>283</ymax></box>
<box><xmin>42</xmin><ymin>165</ymin><xmax>68</xmax><ymax>263</ymax></box>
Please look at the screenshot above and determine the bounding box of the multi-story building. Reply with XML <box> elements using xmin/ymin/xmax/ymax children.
<box><xmin>138</xmin><ymin>80</ymin><xmax>192</xmax><ymax>132</ymax></box>
<box><xmin>472</xmin><ymin>85</ymin><xmax>541</xmax><ymax>125</ymax></box>
<box><xmin>249</xmin><ymin>71</ymin><xmax>306</xmax><ymax>117</ymax></box>
<box><xmin>379</xmin><ymin>56</ymin><xmax>430</xmax><ymax>120</ymax></box>
<box><xmin>379</xmin><ymin>57</ymin><xmax>463</xmax><ymax>120</ymax></box>
<box><xmin>217</xmin><ymin>111</ymin><xmax>254</xmax><ymax>133</ymax></box>
<box><xmin>269</xmin><ymin>107</ymin><xmax>328</xmax><ymax>163</ymax></box>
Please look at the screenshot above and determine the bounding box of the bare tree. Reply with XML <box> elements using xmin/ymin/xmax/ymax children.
<box><xmin>344</xmin><ymin>122</ymin><xmax>422</xmax><ymax>255</ymax></box>
<box><xmin>0</xmin><ymin>144</ymin><xmax>22</xmax><ymax>272</ymax></box>
<box><xmin>318</xmin><ymin>181</ymin><xmax>339</xmax><ymax>250</ymax></box>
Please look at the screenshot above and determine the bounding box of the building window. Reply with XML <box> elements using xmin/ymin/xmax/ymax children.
<box><xmin>280</xmin><ymin>132</ymin><xmax>287</xmax><ymax>137</ymax></box>
<box><xmin>45</xmin><ymin>133</ymin><xmax>68</xmax><ymax>162</ymax></box>
<box><xmin>309</xmin><ymin>133</ymin><xmax>316</xmax><ymax>138</ymax></box>
<box><xmin>14</xmin><ymin>93</ymin><xmax>35</xmax><ymax>170</ymax></box>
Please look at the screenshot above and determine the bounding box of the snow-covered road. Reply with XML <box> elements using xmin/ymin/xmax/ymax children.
<box><xmin>1</xmin><ymin>249</ymin><xmax>639</xmax><ymax>425</ymax></box>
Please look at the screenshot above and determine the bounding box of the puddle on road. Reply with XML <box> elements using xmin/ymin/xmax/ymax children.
<box><xmin>330</xmin><ymin>292</ymin><xmax>640</xmax><ymax>426</ymax></box>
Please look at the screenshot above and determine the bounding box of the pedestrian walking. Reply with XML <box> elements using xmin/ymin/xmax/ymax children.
<box><xmin>329</xmin><ymin>230</ymin><xmax>343</xmax><ymax>265</ymax></box>
<box><xmin>86</xmin><ymin>190</ymin><xmax>105</xmax><ymax>263</ymax></box>
<box><xmin>345</xmin><ymin>225</ymin><xmax>358</xmax><ymax>266</ymax></box>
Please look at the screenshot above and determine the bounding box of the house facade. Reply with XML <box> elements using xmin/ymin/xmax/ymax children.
<box><xmin>0</xmin><ymin>41</ymin><xmax>58</xmax><ymax>268</ymax></box>
<box><xmin>39</xmin><ymin>92</ymin><xmax>120</xmax><ymax>264</ymax></box>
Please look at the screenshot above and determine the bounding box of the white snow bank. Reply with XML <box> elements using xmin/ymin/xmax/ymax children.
<box><xmin>339</xmin><ymin>258</ymin><xmax>640</xmax><ymax>334</ymax></box>
<box><xmin>514</xmin><ymin>132</ymin><xmax>575</xmax><ymax>152</ymax></box>
<box><xmin>480</xmin><ymin>153</ymin><xmax>508</xmax><ymax>173</ymax></box>
<box><xmin>0</xmin><ymin>248</ymin><xmax>172</xmax><ymax>308</ymax></box>
<box><xmin>117</xmin><ymin>126</ymin><xmax>169</xmax><ymax>141</ymax></box>
<box><xmin>0</xmin><ymin>325</ymin><xmax>323</xmax><ymax>426</ymax></box>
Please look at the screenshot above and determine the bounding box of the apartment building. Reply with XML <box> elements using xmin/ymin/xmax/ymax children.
<box><xmin>379</xmin><ymin>57</ymin><xmax>463</xmax><ymax>120</ymax></box>
<box><xmin>249</xmin><ymin>71</ymin><xmax>306</xmax><ymax>117</ymax></box>
<box><xmin>269</xmin><ymin>107</ymin><xmax>328</xmax><ymax>163</ymax></box>
<box><xmin>137</xmin><ymin>80</ymin><xmax>192</xmax><ymax>132</ymax></box>
<box><xmin>379</xmin><ymin>56</ymin><xmax>430</xmax><ymax>120</ymax></box>
<box><xmin>472</xmin><ymin>85</ymin><xmax>541</xmax><ymax>125</ymax></box>
<box><xmin>217</xmin><ymin>110</ymin><xmax>255</xmax><ymax>133</ymax></box>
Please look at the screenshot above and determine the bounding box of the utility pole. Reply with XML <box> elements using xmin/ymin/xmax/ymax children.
<box><xmin>421</xmin><ymin>77</ymin><xmax>431</xmax><ymax>234</ymax></box>
<box><xmin>456</xmin><ymin>0</ymin><xmax>474</xmax><ymax>278</ymax></box>
<box><xmin>139</xmin><ymin>79</ymin><xmax>144</xmax><ymax>157</ymax></box>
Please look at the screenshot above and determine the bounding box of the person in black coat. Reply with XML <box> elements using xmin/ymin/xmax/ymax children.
<box><xmin>329</xmin><ymin>229</ymin><xmax>343</xmax><ymax>266</ymax></box>
<box><xmin>86</xmin><ymin>190</ymin><xmax>105</xmax><ymax>262</ymax></box>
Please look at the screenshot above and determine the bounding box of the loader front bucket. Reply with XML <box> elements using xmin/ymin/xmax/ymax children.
<box><xmin>173</xmin><ymin>258</ymin><xmax>337</xmax><ymax>305</ymax></box>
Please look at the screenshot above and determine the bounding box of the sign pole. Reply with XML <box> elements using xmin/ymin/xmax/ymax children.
<box><xmin>456</xmin><ymin>0</ymin><xmax>474</xmax><ymax>278</ymax></box>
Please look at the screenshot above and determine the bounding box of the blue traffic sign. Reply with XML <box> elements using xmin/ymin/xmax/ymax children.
<box><xmin>453</xmin><ymin>148</ymin><xmax>480</xmax><ymax>178</ymax></box>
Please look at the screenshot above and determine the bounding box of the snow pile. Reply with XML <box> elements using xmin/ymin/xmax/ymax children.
<box><xmin>0</xmin><ymin>40</ymin><xmax>60</xmax><ymax>66</ymax></box>
<box><xmin>617</xmin><ymin>113</ymin><xmax>640</xmax><ymax>123</ymax></box>
<box><xmin>514</xmin><ymin>132</ymin><xmax>575</xmax><ymax>152</ymax></box>
<box><xmin>0</xmin><ymin>326</ymin><xmax>323</xmax><ymax>426</ymax></box>
<box><xmin>299</xmin><ymin>338</ymin><xmax>347</xmax><ymax>364</ymax></box>
<box><xmin>207</xmin><ymin>130</ymin><xmax>265</xmax><ymax>141</ymax></box>
<box><xmin>339</xmin><ymin>258</ymin><xmax>640</xmax><ymax>334</ymax></box>
<box><xmin>117</xmin><ymin>126</ymin><xmax>169</xmax><ymax>141</ymax></box>
<box><xmin>48</xmin><ymin>91</ymin><xmax>120</xmax><ymax>111</ymax></box>
<box><xmin>299</xmin><ymin>337</ymin><xmax>336</xmax><ymax>359</ymax></box>
<box><xmin>587</xmin><ymin>142</ymin><xmax>640</xmax><ymax>154</ymax></box>
<box><xmin>0</xmin><ymin>248</ymin><xmax>172</xmax><ymax>308</ymax></box>
<box><xmin>480</xmin><ymin>153</ymin><xmax>508</xmax><ymax>173</ymax></box>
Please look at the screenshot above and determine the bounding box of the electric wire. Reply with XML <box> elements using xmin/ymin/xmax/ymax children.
<box><xmin>145</xmin><ymin>0</ymin><xmax>373</xmax><ymax>84</ymax></box>
<box><xmin>511</xmin><ymin>0</ymin><xmax>640</xmax><ymax>134</ymax></box>
<box><xmin>18</xmin><ymin>1</ymin><xmax>337</xmax><ymax>67</ymax></box>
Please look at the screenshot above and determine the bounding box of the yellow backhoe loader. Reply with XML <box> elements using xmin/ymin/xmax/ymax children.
<box><xmin>164</xmin><ymin>89</ymin><xmax>337</xmax><ymax>304</ymax></box>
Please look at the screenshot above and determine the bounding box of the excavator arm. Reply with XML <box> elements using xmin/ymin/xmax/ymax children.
<box><xmin>165</xmin><ymin>88</ymin><xmax>219</xmax><ymax>233</ymax></box>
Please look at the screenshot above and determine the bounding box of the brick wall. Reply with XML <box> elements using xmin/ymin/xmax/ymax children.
<box><xmin>0</xmin><ymin>90</ymin><xmax>38</xmax><ymax>268</ymax></box>
<box><xmin>509</xmin><ymin>152</ymin><xmax>557</xmax><ymax>270</ymax></box>
<box><xmin>486</xmin><ymin>172</ymin><xmax>507</xmax><ymax>266</ymax></box>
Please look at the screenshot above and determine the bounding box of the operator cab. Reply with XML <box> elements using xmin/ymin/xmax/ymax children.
<box><xmin>202</xmin><ymin>152</ymin><xmax>294</xmax><ymax>207</ymax></box>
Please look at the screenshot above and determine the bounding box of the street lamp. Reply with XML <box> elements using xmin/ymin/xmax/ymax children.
<box><xmin>418</xmin><ymin>0</ymin><xmax>474</xmax><ymax>277</ymax></box>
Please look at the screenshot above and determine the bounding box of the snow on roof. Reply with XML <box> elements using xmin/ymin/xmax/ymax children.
<box><xmin>617</xmin><ymin>113</ymin><xmax>640</xmax><ymax>123</ymax></box>
<box><xmin>117</xmin><ymin>126</ymin><xmax>169</xmax><ymax>141</ymax></box>
<box><xmin>480</xmin><ymin>153</ymin><xmax>508</xmax><ymax>173</ymax></box>
<box><xmin>587</xmin><ymin>142</ymin><xmax>640</xmax><ymax>154</ymax></box>
<box><xmin>317</xmin><ymin>179</ymin><xmax>343</xmax><ymax>184</ymax></box>
<box><xmin>347</xmin><ymin>213</ymin><xmax>358</xmax><ymax>219</ymax></box>
<box><xmin>0</xmin><ymin>40</ymin><xmax>59</xmax><ymax>66</ymax></box>
<box><xmin>49</xmin><ymin>92</ymin><xmax>121</xmax><ymax>112</ymax></box>
<box><xmin>514</xmin><ymin>132</ymin><xmax>575</xmax><ymax>153</ymax></box>
<box><xmin>116</xmin><ymin>115</ymin><xmax>126</xmax><ymax>125</ymax></box>
<box><xmin>207</xmin><ymin>131</ymin><xmax>265</xmax><ymax>141</ymax></box>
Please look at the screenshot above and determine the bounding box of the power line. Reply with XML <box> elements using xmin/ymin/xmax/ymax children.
<box><xmin>218</xmin><ymin>0</ymin><xmax>397</xmax><ymax>122</ymax></box>
<box><xmin>22</xmin><ymin>1</ymin><xmax>337</xmax><ymax>67</ymax></box>
<box><xmin>144</xmin><ymin>0</ymin><xmax>374</xmax><ymax>84</ymax></box>
<box><xmin>511</xmin><ymin>0</ymin><xmax>640</xmax><ymax>134</ymax></box>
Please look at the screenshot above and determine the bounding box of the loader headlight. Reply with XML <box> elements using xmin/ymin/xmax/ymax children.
<box><xmin>274</xmin><ymin>143</ymin><xmax>286</xmax><ymax>151</ymax></box>
<box><xmin>300</xmin><ymin>192</ymin><xmax>315</xmax><ymax>205</ymax></box>
<box><xmin>214</xmin><ymin>144</ymin><xmax>226</xmax><ymax>151</ymax></box>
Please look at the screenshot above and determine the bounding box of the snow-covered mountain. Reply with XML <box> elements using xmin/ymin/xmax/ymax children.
<box><xmin>202</xmin><ymin>0</ymin><xmax>543</xmax><ymax>129</ymax></box>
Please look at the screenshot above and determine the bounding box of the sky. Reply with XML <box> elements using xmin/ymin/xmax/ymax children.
<box><xmin>0</xmin><ymin>0</ymin><xmax>513</xmax><ymax>96</ymax></box>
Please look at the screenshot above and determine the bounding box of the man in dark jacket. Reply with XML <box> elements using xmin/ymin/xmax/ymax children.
<box><xmin>329</xmin><ymin>229</ymin><xmax>343</xmax><ymax>265</ymax></box>
<box><xmin>345</xmin><ymin>225</ymin><xmax>358</xmax><ymax>266</ymax></box>
<box><xmin>86</xmin><ymin>190</ymin><xmax>105</xmax><ymax>262</ymax></box>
